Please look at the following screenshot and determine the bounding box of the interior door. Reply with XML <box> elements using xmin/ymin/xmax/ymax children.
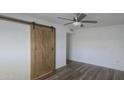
<box><xmin>31</xmin><ymin>25</ymin><xmax>55</xmax><ymax>80</ymax></box>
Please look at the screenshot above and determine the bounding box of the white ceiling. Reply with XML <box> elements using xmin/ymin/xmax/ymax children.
<box><xmin>20</xmin><ymin>13</ymin><xmax>124</xmax><ymax>30</ymax></box>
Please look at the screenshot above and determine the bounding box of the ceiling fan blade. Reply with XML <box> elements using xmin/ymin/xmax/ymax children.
<box><xmin>64</xmin><ymin>22</ymin><xmax>73</xmax><ymax>25</ymax></box>
<box><xmin>77</xmin><ymin>13</ymin><xmax>86</xmax><ymax>21</ymax></box>
<box><xmin>58</xmin><ymin>17</ymin><xmax>74</xmax><ymax>21</ymax></box>
<box><xmin>81</xmin><ymin>20</ymin><xmax>98</xmax><ymax>23</ymax></box>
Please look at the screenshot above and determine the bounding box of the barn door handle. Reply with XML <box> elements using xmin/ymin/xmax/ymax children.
<box><xmin>35</xmin><ymin>47</ymin><xmax>37</xmax><ymax>51</ymax></box>
<box><xmin>52</xmin><ymin>48</ymin><xmax>54</xmax><ymax>51</ymax></box>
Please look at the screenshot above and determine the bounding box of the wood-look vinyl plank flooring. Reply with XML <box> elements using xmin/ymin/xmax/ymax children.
<box><xmin>45</xmin><ymin>61</ymin><xmax>124</xmax><ymax>80</ymax></box>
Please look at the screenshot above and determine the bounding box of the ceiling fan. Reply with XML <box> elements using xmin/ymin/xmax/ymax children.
<box><xmin>58</xmin><ymin>13</ymin><xmax>98</xmax><ymax>27</ymax></box>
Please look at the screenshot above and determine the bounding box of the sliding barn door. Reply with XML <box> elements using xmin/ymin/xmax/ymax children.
<box><xmin>31</xmin><ymin>25</ymin><xmax>55</xmax><ymax>80</ymax></box>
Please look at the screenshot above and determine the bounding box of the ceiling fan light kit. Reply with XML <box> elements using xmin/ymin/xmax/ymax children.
<box><xmin>73</xmin><ymin>22</ymin><xmax>81</xmax><ymax>26</ymax></box>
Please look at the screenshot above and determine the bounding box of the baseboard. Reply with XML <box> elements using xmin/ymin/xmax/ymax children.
<box><xmin>68</xmin><ymin>59</ymin><xmax>124</xmax><ymax>72</ymax></box>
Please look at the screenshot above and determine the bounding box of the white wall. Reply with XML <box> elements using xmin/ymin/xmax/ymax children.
<box><xmin>68</xmin><ymin>24</ymin><xmax>124</xmax><ymax>71</ymax></box>
<box><xmin>0</xmin><ymin>20</ymin><xmax>30</xmax><ymax>79</ymax></box>
<box><xmin>0</xmin><ymin>14</ymin><xmax>68</xmax><ymax>79</ymax></box>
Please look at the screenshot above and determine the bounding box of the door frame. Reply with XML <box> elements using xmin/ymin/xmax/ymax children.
<box><xmin>31</xmin><ymin>25</ymin><xmax>56</xmax><ymax>80</ymax></box>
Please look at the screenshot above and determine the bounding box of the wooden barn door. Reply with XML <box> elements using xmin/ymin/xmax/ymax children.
<box><xmin>31</xmin><ymin>25</ymin><xmax>55</xmax><ymax>80</ymax></box>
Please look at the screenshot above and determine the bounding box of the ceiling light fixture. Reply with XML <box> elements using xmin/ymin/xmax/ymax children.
<box><xmin>73</xmin><ymin>22</ymin><xmax>81</xmax><ymax>26</ymax></box>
